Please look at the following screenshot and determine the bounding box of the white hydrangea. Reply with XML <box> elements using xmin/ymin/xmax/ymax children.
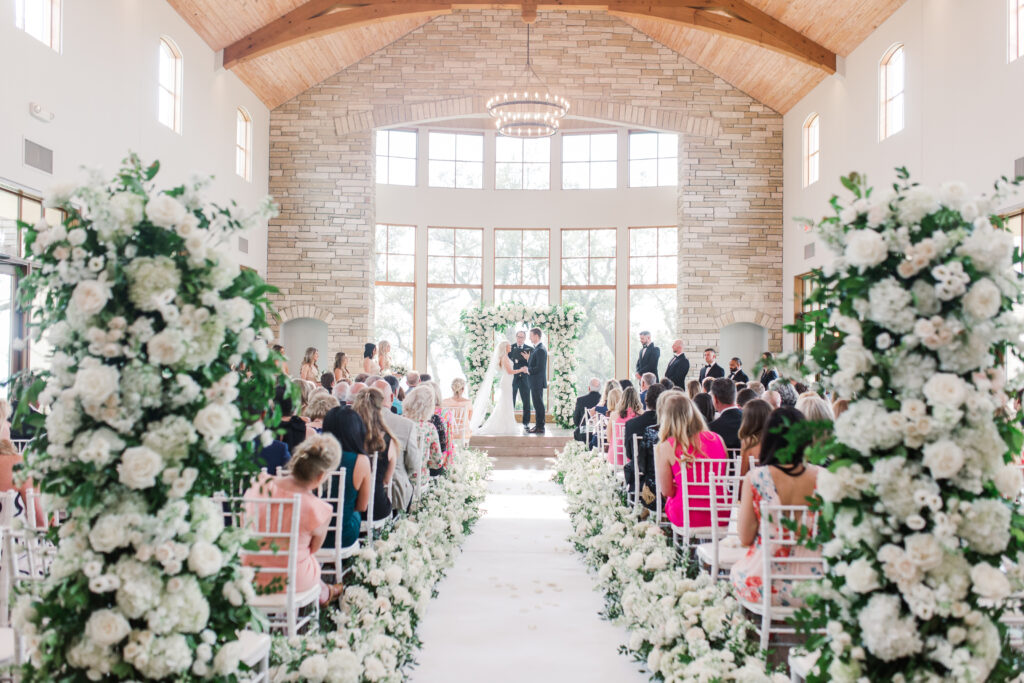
<box><xmin>125</xmin><ymin>256</ymin><xmax>180</xmax><ymax>311</ymax></box>
<box><xmin>858</xmin><ymin>593</ymin><xmax>923</xmax><ymax>661</ymax></box>
<box><xmin>144</xmin><ymin>194</ymin><xmax>188</xmax><ymax>230</ymax></box>
<box><xmin>866</xmin><ymin>277</ymin><xmax>916</xmax><ymax>333</ymax></box>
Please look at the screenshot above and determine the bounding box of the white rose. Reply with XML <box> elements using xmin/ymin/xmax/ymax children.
<box><xmin>844</xmin><ymin>230</ymin><xmax>888</xmax><ymax>269</ymax></box>
<box><xmin>110</xmin><ymin>191</ymin><xmax>145</xmax><ymax>227</ymax></box>
<box><xmin>147</xmin><ymin>328</ymin><xmax>186</xmax><ymax>366</ymax></box>
<box><xmin>905</xmin><ymin>533</ymin><xmax>943</xmax><ymax>571</ymax></box>
<box><xmin>193</xmin><ymin>404</ymin><xmax>235</xmax><ymax>441</ymax></box>
<box><xmin>145</xmin><ymin>194</ymin><xmax>187</xmax><ymax>229</ymax></box>
<box><xmin>70</xmin><ymin>279</ymin><xmax>111</xmax><ymax>317</ymax></box>
<box><xmin>994</xmin><ymin>464</ymin><xmax>1023</xmax><ymax>499</ymax></box>
<box><xmin>922</xmin><ymin>440</ymin><xmax>965</xmax><ymax>479</ymax></box>
<box><xmin>970</xmin><ymin>563</ymin><xmax>1011</xmax><ymax>601</ymax></box>
<box><xmin>962</xmin><ymin>278</ymin><xmax>1002</xmax><ymax>320</ymax></box>
<box><xmin>89</xmin><ymin>514</ymin><xmax>129</xmax><ymax>553</ymax></box>
<box><xmin>845</xmin><ymin>558</ymin><xmax>881</xmax><ymax>593</ymax></box>
<box><xmin>298</xmin><ymin>654</ymin><xmax>328</xmax><ymax>682</ymax></box>
<box><xmin>938</xmin><ymin>181</ymin><xmax>970</xmax><ymax>211</ymax></box>
<box><xmin>212</xmin><ymin>641</ymin><xmax>242</xmax><ymax>676</ymax></box>
<box><xmin>188</xmin><ymin>541</ymin><xmax>223</xmax><ymax>578</ymax></box>
<box><xmin>118</xmin><ymin>446</ymin><xmax>164</xmax><ymax>489</ymax></box>
<box><xmin>73</xmin><ymin>361</ymin><xmax>120</xmax><ymax>408</ymax></box>
<box><xmin>85</xmin><ymin>609</ymin><xmax>130</xmax><ymax>646</ymax></box>
<box><xmin>898</xmin><ymin>186</ymin><xmax>940</xmax><ymax>224</ymax></box>
<box><xmin>922</xmin><ymin>373</ymin><xmax>968</xmax><ymax>409</ymax></box>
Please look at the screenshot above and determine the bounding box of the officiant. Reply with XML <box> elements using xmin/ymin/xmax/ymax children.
<box><xmin>509</xmin><ymin>330</ymin><xmax>533</xmax><ymax>427</ymax></box>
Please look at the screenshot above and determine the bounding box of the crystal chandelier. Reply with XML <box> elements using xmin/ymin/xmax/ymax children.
<box><xmin>486</xmin><ymin>23</ymin><xmax>569</xmax><ymax>138</ymax></box>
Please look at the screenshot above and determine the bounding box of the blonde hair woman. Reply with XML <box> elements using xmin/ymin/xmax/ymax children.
<box><xmin>304</xmin><ymin>393</ymin><xmax>340</xmax><ymax>440</ymax></box>
<box><xmin>795</xmin><ymin>394</ymin><xmax>835</xmax><ymax>423</ymax></box>
<box><xmin>654</xmin><ymin>393</ymin><xmax>729</xmax><ymax>530</ymax></box>
<box><xmin>403</xmin><ymin>385</ymin><xmax>443</xmax><ymax>477</ymax></box>
<box><xmin>300</xmin><ymin>347</ymin><xmax>320</xmax><ymax>383</ymax></box>
<box><xmin>607</xmin><ymin>386</ymin><xmax>641</xmax><ymax>465</ymax></box>
<box><xmin>686</xmin><ymin>380</ymin><xmax>701</xmax><ymax>399</ymax></box>
<box><xmin>377</xmin><ymin>340</ymin><xmax>392</xmax><ymax>374</ymax></box>
<box><xmin>298</xmin><ymin>380</ymin><xmax>320</xmax><ymax>415</ymax></box>
<box><xmin>441</xmin><ymin>378</ymin><xmax>472</xmax><ymax>441</ymax></box>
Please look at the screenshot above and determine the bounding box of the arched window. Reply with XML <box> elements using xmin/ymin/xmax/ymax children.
<box><xmin>1010</xmin><ymin>0</ymin><xmax>1024</xmax><ymax>62</ymax></box>
<box><xmin>879</xmin><ymin>44</ymin><xmax>905</xmax><ymax>141</ymax></box>
<box><xmin>803</xmin><ymin>113</ymin><xmax>819</xmax><ymax>187</ymax></box>
<box><xmin>235</xmin><ymin>107</ymin><xmax>252</xmax><ymax>181</ymax></box>
<box><xmin>158</xmin><ymin>37</ymin><xmax>183</xmax><ymax>133</ymax></box>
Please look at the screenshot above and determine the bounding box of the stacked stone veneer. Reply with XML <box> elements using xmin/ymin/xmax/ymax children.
<box><xmin>268</xmin><ymin>9</ymin><xmax>783</xmax><ymax>354</ymax></box>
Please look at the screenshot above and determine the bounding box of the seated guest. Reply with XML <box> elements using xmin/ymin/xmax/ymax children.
<box><xmin>406</xmin><ymin>371</ymin><xmax>421</xmax><ymax>389</ymax></box>
<box><xmin>320</xmin><ymin>372</ymin><xmax>335</xmax><ymax>393</ymax></box>
<box><xmin>277</xmin><ymin>384</ymin><xmax>309</xmax><ymax>454</ymax></box>
<box><xmin>702</xmin><ymin>377</ymin><xmax>714</xmax><ymax>393</ymax></box>
<box><xmin>736</xmin><ymin>388</ymin><xmax>758</xmax><ymax>408</ymax></box>
<box><xmin>321</xmin><ymin>407</ymin><xmax>373</xmax><ymax>548</ymax></box>
<box><xmin>352</xmin><ymin>388</ymin><xmax>396</xmax><ymax>521</ymax></box>
<box><xmin>728</xmin><ymin>357</ymin><xmax>749</xmax><ymax>383</ymax></box>
<box><xmin>639</xmin><ymin>372</ymin><xmax>657</xmax><ymax>405</ymax></box>
<box><xmin>655</xmin><ymin>393</ymin><xmax>729</xmax><ymax>531</ymax></box>
<box><xmin>298</xmin><ymin>380</ymin><xmax>319</xmax><ymax>414</ymax></box>
<box><xmin>601</xmin><ymin>385</ymin><xmax>623</xmax><ymax>423</ymax></box>
<box><xmin>353</xmin><ymin>373</ymin><xmax>369</xmax><ymax>384</ymax></box>
<box><xmin>364</xmin><ymin>375</ymin><xmax>383</xmax><ymax>389</ymax></box>
<box><xmin>427</xmin><ymin>381</ymin><xmax>454</xmax><ymax>467</ymax></box>
<box><xmin>257</xmin><ymin>437</ymin><xmax>290</xmax><ymax>476</ymax></box>
<box><xmin>441</xmin><ymin>378</ymin><xmax>473</xmax><ymax>439</ymax></box>
<box><xmin>608</xmin><ymin>386</ymin><xmax>642</xmax><ymax>465</ymax></box>
<box><xmin>0</xmin><ymin>439</ymin><xmax>46</xmax><ymax>528</ymax></box>
<box><xmin>304</xmin><ymin>393</ymin><xmax>340</xmax><ymax>440</ymax></box>
<box><xmin>737</xmin><ymin>399</ymin><xmax>772</xmax><ymax>475</ymax></box>
<box><xmin>692</xmin><ymin>393</ymin><xmax>715</xmax><ymax>426</ymax></box>
<box><xmin>708</xmin><ymin>378</ymin><xmax>743</xmax><ymax>450</ymax></box>
<box><xmin>758</xmin><ymin>352</ymin><xmax>778</xmax><ymax>390</ymax></box>
<box><xmin>731</xmin><ymin>407</ymin><xmax>821</xmax><ymax>607</ymax></box>
<box><xmin>373</xmin><ymin>380</ymin><xmax>420</xmax><ymax>512</ymax></box>
<box><xmin>347</xmin><ymin>382</ymin><xmax>367</xmax><ymax>403</ymax></box>
<box><xmin>383</xmin><ymin>375</ymin><xmax>402</xmax><ymax>414</ymax></box>
<box><xmin>572</xmin><ymin>378</ymin><xmax>602</xmax><ymax>442</ymax></box>
<box><xmin>832</xmin><ymin>398</ymin><xmax>850</xmax><ymax>419</ymax></box>
<box><xmin>793</xmin><ymin>381</ymin><xmax>809</xmax><ymax>395</ymax></box>
<box><xmin>796</xmin><ymin>394</ymin><xmax>835</xmax><ymax>423</ymax></box>
<box><xmin>769</xmin><ymin>379</ymin><xmax>798</xmax><ymax>408</ymax></box>
<box><xmin>243</xmin><ymin>434</ymin><xmax>345</xmax><ymax>606</ymax></box>
<box><xmin>624</xmin><ymin>385</ymin><xmax>664</xmax><ymax>493</ymax></box>
<box><xmin>659</xmin><ymin>378</ymin><xmax>674</xmax><ymax>391</ymax></box>
<box><xmin>589</xmin><ymin>380</ymin><xmax>620</xmax><ymax>419</ymax></box>
<box><xmin>618</xmin><ymin>379</ymin><xmax>633</xmax><ymax>390</ymax></box>
<box><xmin>749</xmin><ymin>383</ymin><xmax>765</xmax><ymax>397</ymax></box>
<box><xmin>419</xmin><ymin>373</ymin><xmax>432</xmax><ymax>382</ymax></box>
<box><xmin>403</xmin><ymin>386</ymin><xmax>444</xmax><ymax>477</ymax></box>
<box><xmin>686</xmin><ymin>380</ymin><xmax>701</xmax><ymax>399</ymax></box>
<box><xmin>332</xmin><ymin>380</ymin><xmax>351</xmax><ymax>404</ymax></box>
<box><xmin>764</xmin><ymin>390</ymin><xmax>781</xmax><ymax>409</ymax></box>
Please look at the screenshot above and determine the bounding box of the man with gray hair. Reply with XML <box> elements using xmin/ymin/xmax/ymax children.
<box><xmin>639</xmin><ymin>372</ymin><xmax>657</xmax><ymax>405</ymax></box>
<box><xmin>332</xmin><ymin>380</ymin><xmax>351</xmax><ymax>404</ymax></box>
<box><xmin>406</xmin><ymin>371</ymin><xmax>420</xmax><ymax>388</ymax></box>
<box><xmin>572</xmin><ymin>378</ymin><xmax>603</xmax><ymax>442</ymax></box>
<box><xmin>348</xmin><ymin>382</ymin><xmax>366</xmax><ymax>404</ymax></box>
<box><xmin>373</xmin><ymin>380</ymin><xmax>421</xmax><ymax>513</ymax></box>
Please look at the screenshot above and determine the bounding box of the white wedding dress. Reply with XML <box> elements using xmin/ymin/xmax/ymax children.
<box><xmin>471</xmin><ymin>342</ymin><xmax>521</xmax><ymax>436</ymax></box>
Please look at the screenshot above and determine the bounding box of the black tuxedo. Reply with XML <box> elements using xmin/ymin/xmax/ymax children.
<box><xmin>664</xmin><ymin>353</ymin><xmax>689</xmax><ymax>388</ymax></box>
<box><xmin>728</xmin><ymin>369</ymin><xmax>749</xmax><ymax>383</ymax></box>
<box><xmin>699</xmin><ymin>363</ymin><xmax>725</xmax><ymax>383</ymax></box>
<box><xmin>623</xmin><ymin>411</ymin><xmax>658</xmax><ymax>493</ymax></box>
<box><xmin>573</xmin><ymin>390</ymin><xmax>601</xmax><ymax>442</ymax></box>
<box><xmin>509</xmin><ymin>343</ymin><xmax>534</xmax><ymax>425</ymax></box>
<box><xmin>635</xmin><ymin>343</ymin><xmax>660</xmax><ymax>380</ymax></box>
<box><xmin>709</xmin><ymin>407</ymin><xmax>743</xmax><ymax>450</ymax></box>
<box><xmin>526</xmin><ymin>342</ymin><xmax>548</xmax><ymax>428</ymax></box>
<box><xmin>759</xmin><ymin>368</ymin><xmax>778</xmax><ymax>390</ymax></box>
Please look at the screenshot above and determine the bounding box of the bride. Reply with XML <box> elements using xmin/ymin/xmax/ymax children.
<box><xmin>470</xmin><ymin>339</ymin><xmax>521</xmax><ymax>436</ymax></box>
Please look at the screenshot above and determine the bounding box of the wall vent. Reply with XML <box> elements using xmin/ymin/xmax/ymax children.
<box><xmin>24</xmin><ymin>139</ymin><xmax>53</xmax><ymax>174</ymax></box>
<box><xmin>238</xmin><ymin>236</ymin><xmax>249</xmax><ymax>254</ymax></box>
<box><xmin>1015</xmin><ymin>156</ymin><xmax>1024</xmax><ymax>179</ymax></box>
<box><xmin>804</xmin><ymin>242</ymin><xmax>815</xmax><ymax>260</ymax></box>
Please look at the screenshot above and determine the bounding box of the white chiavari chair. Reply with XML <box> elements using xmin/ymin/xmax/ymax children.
<box><xmin>0</xmin><ymin>524</ymin><xmax>57</xmax><ymax>668</ymax></box>
<box><xmin>694</xmin><ymin>472</ymin><xmax>745</xmax><ymax>579</ymax></box>
<box><xmin>312</xmin><ymin>469</ymin><xmax>358</xmax><ymax>583</ymax></box>
<box><xmin>444</xmin><ymin>406</ymin><xmax>471</xmax><ymax>447</ymax></box>
<box><xmin>595</xmin><ymin>414</ymin><xmax>609</xmax><ymax>454</ymax></box>
<box><xmin>235</xmin><ymin>630</ymin><xmax>272</xmax><ymax>683</ymax></box>
<box><xmin>24</xmin><ymin>488</ymin><xmax>60</xmax><ymax>532</ymax></box>
<box><xmin>740</xmin><ymin>503</ymin><xmax>823</xmax><ymax>651</ymax></box>
<box><xmin>670</xmin><ymin>457</ymin><xmax>736</xmax><ymax>552</ymax></box>
<box><xmin>221</xmin><ymin>494</ymin><xmax>318</xmax><ymax>637</ymax></box>
<box><xmin>412</xmin><ymin>428</ymin><xmax>432</xmax><ymax>509</ymax></box>
<box><xmin>726</xmin><ymin>448</ymin><xmax>743</xmax><ymax>475</ymax></box>
<box><xmin>360</xmin><ymin>453</ymin><xmax>389</xmax><ymax>538</ymax></box>
<box><xmin>630</xmin><ymin>434</ymin><xmax>642</xmax><ymax>513</ymax></box>
<box><xmin>10</xmin><ymin>441</ymin><xmax>30</xmax><ymax>455</ymax></box>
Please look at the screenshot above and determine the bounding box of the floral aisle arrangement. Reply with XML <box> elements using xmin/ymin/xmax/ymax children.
<box><xmin>556</xmin><ymin>441</ymin><xmax>783</xmax><ymax>682</ymax></box>
<box><xmin>460</xmin><ymin>302</ymin><xmax>583</xmax><ymax>427</ymax></box>
<box><xmin>12</xmin><ymin>156</ymin><xmax>283</xmax><ymax>680</ymax></box>
<box><xmin>789</xmin><ymin>170</ymin><xmax>1024</xmax><ymax>681</ymax></box>
<box><xmin>270</xmin><ymin>448</ymin><xmax>491</xmax><ymax>682</ymax></box>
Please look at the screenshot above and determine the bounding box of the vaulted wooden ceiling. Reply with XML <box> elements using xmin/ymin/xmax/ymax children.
<box><xmin>168</xmin><ymin>0</ymin><xmax>905</xmax><ymax>112</ymax></box>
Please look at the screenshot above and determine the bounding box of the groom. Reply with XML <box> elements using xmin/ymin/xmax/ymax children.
<box><xmin>523</xmin><ymin>327</ymin><xmax>548</xmax><ymax>434</ymax></box>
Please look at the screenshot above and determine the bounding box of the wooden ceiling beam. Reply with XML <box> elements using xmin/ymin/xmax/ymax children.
<box><xmin>222</xmin><ymin>0</ymin><xmax>835</xmax><ymax>73</ymax></box>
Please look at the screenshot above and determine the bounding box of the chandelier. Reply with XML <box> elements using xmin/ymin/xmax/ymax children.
<box><xmin>486</xmin><ymin>23</ymin><xmax>569</xmax><ymax>138</ymax></box>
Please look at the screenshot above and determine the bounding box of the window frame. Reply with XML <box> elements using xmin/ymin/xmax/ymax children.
<box><xmin>803</xmin><ymin>113</ymin><xmax>820</xmax><ymax>187</ymax></box>
<box><xmin>376</xmin><ymin>129</ymin><xmax>418</xmax><ymax>187</ymax></box>
<box><xmin>560</xmin><ymin>227</ymin><xmax>617</xmax><ymax>289</ymax></box>
<box><xmin>879</xmin><ymin>43</ymin><xmax>905</xmax><ymax>141</ymax></box>
<box><xmin>426</xmin><ymin>226</ymin><xmax>484</xmax><ymax>286</ymax></box>
<box><xmin>493</xmin><ymin>228</ymin><xmax>550</xmax><ymax>300</ymax></box>
<box><xmin>794</xmin><ymin>272</ymin><xmax>824</xmax><ymax>353</ymax></box>
<box><xmin>158</xmin><ymin>36</ymin><xmax>184</xmax><ymax>134</ymax></box>
<box><xmin>561</xmin><ymin>132</ymin><xmax>618</xmax><ymax>190</ymax></box>
<box><xmin>374</xmin><ymin>223</ymin><xmax>417</xmax><ymax>369</ymax></box>
<box><xmin>235</xmin><ymin>107</ymin><xmax>253</xmax><ymax>182</ymax></box>
<box><xmin>627</xmin><ymin>131</ymin><xmax>678</xmax><ymax>188</ymax></box>
<box><xmin>495</xmin><ymin>137</ymin><xmax>551</xmax><ymax>190</ymax></box>
<box><xmin>427</xmin><ymin>131</ymin><xmax>484</xmax><ymax>189</ymax></box>
<box><xmin>15</xmin><ymin>0</ymin><xmax>61</xmax><ymax>52</ymax></box>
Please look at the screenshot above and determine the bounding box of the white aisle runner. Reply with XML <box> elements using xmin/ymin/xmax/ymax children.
<box><xmin>413</xmin><ymin>458</ymin><xmax>647</xmax><ymax>683</ymax></box>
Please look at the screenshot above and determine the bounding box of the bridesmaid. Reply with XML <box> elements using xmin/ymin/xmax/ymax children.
<box><xmin>377</xmin><ymin>340</ymin><xmax>392</xmax><ymax>374</ymax></box>
<box><xmin>363</xmin><ymin>343</ymin><xmax>380</xmax><ymax>375</ymax></box>
<box><xmin>333</xmin><ymin>352</ymin><xmax>351</xmax><ymax>383</ymax></box>
<box><xmin>300</xmin><ymin>347</ymin><xmax>320</xmax><ymax>382</ymax></box>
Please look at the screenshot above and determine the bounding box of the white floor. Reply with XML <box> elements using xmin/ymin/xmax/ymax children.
<box><xmin>413</xmin><ymin>457</ymin><xmax>647</xmax><ymax>683</ymax></box>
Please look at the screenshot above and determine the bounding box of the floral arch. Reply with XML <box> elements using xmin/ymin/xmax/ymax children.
<box><xmin>460</xmin><ymin>302</ymin><xmax>583</xmax><ymax>427</ymax></box>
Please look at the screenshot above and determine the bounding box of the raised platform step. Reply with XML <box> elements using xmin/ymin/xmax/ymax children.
<box><xmin>468</xmin><ymin>433</ymin><xmax>574</xmax><ymax>458</ymax></box>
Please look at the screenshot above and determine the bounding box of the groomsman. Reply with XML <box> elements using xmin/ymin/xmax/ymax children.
<box><xmin>664</xmin><ymin>339</ymin><xmax>689</xmax><ymax>388</ymax></box>
<box><xmin>509</xmin><ymin>330</ymin><xmax>533</xmax><ymax>426</ymax></box>
<box><xmin>728</xmin><ymin>357</ymin><xmax>749</xmax><ymax>383</ymax></box>
<box><xmin>759</xmin><ymin>352</ymin><xmax>779</xmax><ymax>389</ymax></box>
<box><xmin>698</xmin><ymin>348</ymin><xmax>725</xmax><ymax>383</ymax></box>
<box><xmin>634</xmin><ymin>331</ymin><xmax>660</xmax><ymax>382</ymax></box>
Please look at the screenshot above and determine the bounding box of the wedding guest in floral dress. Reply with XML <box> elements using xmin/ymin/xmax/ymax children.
<box><xmin>730</xmin><ymin>407</ymin><xmax>822</xmax><ymax>607</ymax></box>
<box><xmin>403</xmin><ymin>386</ymin><xmax>444</xmax><ymax>478</ymax></box>
<box><xmin>426</xmin><ymin>381</ymin><xmax>455</xmax><ymax>470</ymax></box>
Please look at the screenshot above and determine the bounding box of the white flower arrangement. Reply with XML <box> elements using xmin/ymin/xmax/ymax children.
<box><xmin>555</xmin><ymin>441</ymin><xmax>784</xmax><ymax>682</ymax></box>
<box><xmin>460</xmin><ymin>303</ymin><xmax>584</xmax><ymax>427</ymax></box>
<box><xmin>787</xmin><ymin>169</ymin><xmax>1024</xmax><ymax>681</ymax></box>
<box><xmin>270</xmin><ymin>448</ymin><xmax>491</xmax><ymax>681</ymax></box>
<box><xmin>12</xmin><ymin>156</ymin><xmax>285</xmax><ymax>680</ymax></box>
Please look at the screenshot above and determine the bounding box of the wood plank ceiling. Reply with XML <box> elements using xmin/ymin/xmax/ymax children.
<box><xmin>168</xmin><ymin>0</ymin><xmax>905</xmax><ymax>112</ymax></box>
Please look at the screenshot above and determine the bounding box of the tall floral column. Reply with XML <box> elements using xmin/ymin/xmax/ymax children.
<box><xmin>792</xmin><ymin>170</ymin><xmax>1024</xmax><ymax>681</ymax></box>
<box><xmin>13</xmin><ymin>157</ymin><xmax>284</xmax><ymax>680</ymax></box>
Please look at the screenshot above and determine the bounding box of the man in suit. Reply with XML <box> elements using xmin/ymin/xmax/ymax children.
<box><xmin>639</xmin><ymin>372</ymin><xmax>656</xmax><ymax>406</ymax></box>
<box><xmin>525</xmin><ymin>327</ymin><xmax>548</xmax><ymax>433</ymax></box>
<box><xmin>509</xmin><ymin>330</ymin><xmax>534</xmax><ymax>427</ymax></box>
<box><xmin>375</xmin><ymin>380</ymin><xmax>422</xmax><ymax>512</ymax></box>
<box><xmin>759</xmin><ymin>351</ymin><xmax>779</xmax><ymax>390</ymax></box>
<box><xmin>634</xmin><ymin>331</ymin><xmax>660</xmax><ymax>381</ymax></box>
<box><xmin>708</xmin><ymin>378</ymin><xmax>743</xmax><ymax>450</ymax></box>
<box><xmin>698</xmin><ymin>348</ymin><xmax>725</xmax><ymax>383</ymax></box>
<box><xmin>572</xmin><ymin>378</ymin><xmax>602</xmax><ymax>442</ymax></box>
<box><xmin>728</xmin><ymin>357</ymin><xmax>749</xmax><ymax>383</ymax></box>
<box><xmin>664</xmin><ymin>339</ymin><xmax>689</xmax><ymax>388</ymax></box>
<box><xmin>623</xmin><ymin>384</ymin><xmax>663</xmax><ymax>495</ymax></box>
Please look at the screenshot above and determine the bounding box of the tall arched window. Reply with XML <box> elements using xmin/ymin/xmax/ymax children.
<box><xmin>879</xmin><ymin>44</ymin><xmax>905</xmax><ymax>141</ymax></box>
<box><xmin>158</xmin><ymin>37</ymin><xmax>183</xmax><ymax>133</ymax></box>
<box><xmin>1010</xmin><ymin>0</ymin><xmax>1024</xmax><ymax>62</ymax></box>
<box><xmin>235</xmin><ymin>107</ymin><xmax>252</xmax><ymax>181</ymax></box>
<box><xmin>803</xmin><ymin>113</ymin><xmax>819</xmax><ymax>187</ymax></box>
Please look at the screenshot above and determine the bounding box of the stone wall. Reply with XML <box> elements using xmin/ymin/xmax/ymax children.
<box><xmin>268</xmin><ymin>9</ymin><xmax>783</xmax><ymax>355</ymax></box>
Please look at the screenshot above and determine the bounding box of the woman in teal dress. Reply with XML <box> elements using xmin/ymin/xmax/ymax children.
<box><xmin>321</xmin><ymin>406</ymin><xmax>372</xmax><ymax>548</ymax></box>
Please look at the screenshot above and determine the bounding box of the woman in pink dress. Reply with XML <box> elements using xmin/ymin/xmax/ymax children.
<box><xmin>607</xmin><ymin>386</ymin><xmax>642</xmax><ymax>465</ymax></box>
<box><xmin>244</xmin><ymin>434</ymin><xmax>344</xmax><ymax>606</ymax></box>
<box><xmin>654</xmin><ymin>392</ymin><xmax>730</xmax><ymax>529</ymax></box>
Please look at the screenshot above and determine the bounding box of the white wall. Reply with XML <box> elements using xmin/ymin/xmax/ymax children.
<box><xmin>0</xmin><ymin>0</ymin><xmax>270</xmax><ymax>273</ymax></box>
<box><xmin>782</xmin><ymin>0</ymin><xmax>1024</xmax><ymax>349</ymax></box>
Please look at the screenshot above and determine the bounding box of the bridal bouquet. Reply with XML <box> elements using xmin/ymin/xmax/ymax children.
<box><xmin>789</xmin><ymin>170</ymin><xmax>1024</xmax><ymax>681</ymax></box>
<box><xmin>12</xmin><ymin>156</ymin><xmax>283</xmax><ymax>680</ymax></box>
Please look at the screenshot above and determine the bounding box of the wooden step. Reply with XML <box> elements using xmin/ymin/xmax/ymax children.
<box><xmin>468</xmin><ymin>433</ymin><xmax>574</xmax><ymax>457</ymax></box>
